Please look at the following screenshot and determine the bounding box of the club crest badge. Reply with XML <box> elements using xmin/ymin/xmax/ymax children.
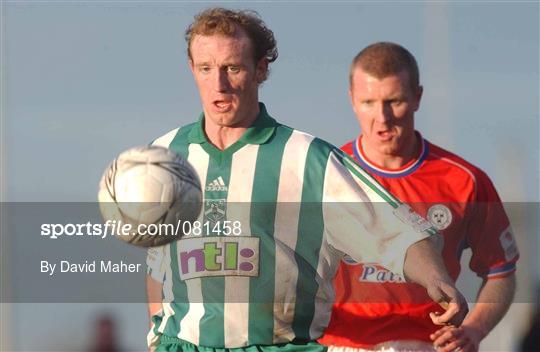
<box><xmin>427</xmin><ymin>204</ymin><xmax>452</xmax><ymax>230</ymax></box>
<box><xmin>205</xmin><ymin>199</ymin><xmax>226</xmax><ymax>223</ymax></box>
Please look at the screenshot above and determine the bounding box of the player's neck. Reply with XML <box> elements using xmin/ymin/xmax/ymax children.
<box><xmin>205</xmin><ymin>125</ymin><xmax>248</xmax><ymax>150</ymax></box>
<box><xmin>204</xmin><ymin>105</ymin><xmax>260</xmax><ymax>150</ymax></box>
<box><xmin>361</xmin><ymin>133</ymin><xmax>420</xmax><ymax>170</ymax></box>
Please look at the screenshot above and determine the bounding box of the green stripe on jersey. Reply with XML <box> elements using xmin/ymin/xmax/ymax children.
<box><xmin>169</xmin><ymin>123</ymin><xmax>196</xmax><ymax>159</ymax></box>
<box><xmin>198</xmin><ymin>153</ymin><xmax>233</xmax><ymax>347</ymax></box>
<box><xmin>339</xmin><ymin>152</ymin><xmax>399</xmax><ymax>207</ymax></box>
<box><xmin>248</xmin><ymin>126</ymin><xmax>293</xmax><ymax>344</ymax></box>
<box><xmin>292</xmin><ymin>138</ymin><xmax>333</xmax><ymax>339</ymax></box>
<box><xmin>162</xmin><ymin>241</ymin><xmax>187</xmax><ymax>337</ymax></box>
<box><xmin>162</xmin><ymin>126</ymin><xmax>192</xmax><ymax>337</ymax></box>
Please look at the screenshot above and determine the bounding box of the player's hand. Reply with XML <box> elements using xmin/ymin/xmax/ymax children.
<box><xmin>430</xmin><ymin>325</ymin><xmax>482</xmax><ymax>352</ymax></box>
<box><xmin>426</xmin><ymin>279</ymin><xmax>468</xmax><ymax>326</ymax></box>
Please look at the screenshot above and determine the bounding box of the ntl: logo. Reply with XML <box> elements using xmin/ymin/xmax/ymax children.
<box><xmin>177</xmin><ymin>236</ymin><xmax>259</xmax><ymax>280</ymax></box>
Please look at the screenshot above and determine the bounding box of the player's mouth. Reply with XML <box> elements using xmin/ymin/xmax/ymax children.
<box><xmin>376</xmin><ymin>130</ymin><xmax>394</xmax><ymax>141</ymax></box>
<box><xmin>213</xmin><ymin>100</ymin><xmax>233</xmax><ymax>113</ymax></box>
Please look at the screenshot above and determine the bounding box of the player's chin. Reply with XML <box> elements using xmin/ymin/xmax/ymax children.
<box><xmin>378</xmin><ymin>144</ymin><xmax>400</xmax><ymax>155</ymax></box>
<box><xmin>205</xmin><ymin>111</ymin><xmax>233</xmax><ymax>126</ymax></box>
<box><xmin>218</xmin><ymin>114</ymin><xmax>242</xmax><ymax>127</ymax></box>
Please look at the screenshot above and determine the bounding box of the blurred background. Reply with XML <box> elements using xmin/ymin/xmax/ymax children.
<box><xmin>1</xmin><ymin>2</ymin><xmax>538</xmax><ymax>351</ymax></box>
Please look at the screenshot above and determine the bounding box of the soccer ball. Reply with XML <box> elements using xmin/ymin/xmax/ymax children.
<box><xmin>98</xmin><ymin>145</ymin><xmax>202</xmax><ymax>247</ymax></box>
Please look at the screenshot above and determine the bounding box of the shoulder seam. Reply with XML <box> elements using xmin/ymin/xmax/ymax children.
<box><xmin>429</xmin><ymin>151</ymin><xmax>478</xmax><ymax>199</ymax></box>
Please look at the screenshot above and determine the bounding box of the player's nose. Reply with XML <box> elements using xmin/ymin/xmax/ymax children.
<box><xmin>374</xmin><ymin>103</ymin><xmax>393</xmax><ymax>123</ymax></box>
<box><xmin>213</xmin><ymin>69</ymin><xmax>231</xmax><ymax>92</ymax></box>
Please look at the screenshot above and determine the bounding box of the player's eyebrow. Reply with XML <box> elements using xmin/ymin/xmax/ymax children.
<box><xmin>194</xmin><ymin>61</ymin><xmax>245</xmax><ymax>68</ymax></box>
<box><xmin>220</xmin><ymin>60</ymin><xmax>245</xmax><ymax>68</ymax></box>
<box><xmin>384</xmin><ymin>93</ymin><xmax>406</xmax><ymax>101</ymax></box>
<box><xmin>194</xmin><ymin>61</ymin><xmax>212</xmax><ymax>67</ymax></box>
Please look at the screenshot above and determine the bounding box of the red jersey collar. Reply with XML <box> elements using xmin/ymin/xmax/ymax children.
<box><xmin>353</xmin><ymin>132</ymin><xmax>428</xmax><ymax>178</ymax></box>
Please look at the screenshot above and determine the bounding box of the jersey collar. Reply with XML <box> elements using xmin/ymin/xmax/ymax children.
<box><xmin>188</xmin><ymin>102</ymin><xmax>277</xmax><ymax>145</ymax></box>
<box><xmin>353</xmin><ymin>132</ymin><xmax>428</xmax><ymax>178</ymax></box>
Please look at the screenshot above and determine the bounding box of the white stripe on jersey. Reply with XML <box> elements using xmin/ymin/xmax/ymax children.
<box><xmin>430</xmin><ymin>152</ymin><xmax>478</xmax><ymax>198</ymax></box>
<box><xmin>309</xmin><ymin>235</ymin><xmax>337</xmax><ymax>339</ymax></box>
<box><xmin>180</xmin><ymin>286</ymin><xmax>205</xmax><ymax>343</ymax></box>
<box><xmin>178</xmin><ymin>144</ymin><xmax>210</xmax><ymax>344</ymax></box>
<box><xmin>224</xmin><ymin>144</ymin><xmax>260</xmax><ymax>347</ymax></box>
<box><xmin>153</xmin><ymin>128</ymin><xmax>179</xmax><ymax>148</ymax></box>
<box><xmin>147</xmin><ymin>246</ymin><xmax>174</xmax><ymax>345</ymax></box>
<box><xmin>309</xmin><ymin>153</ymin><xmax>346</xmax><ymax>338</ymax></box>
<box><xmin>272</xmin><ymin>130</ymin><xmax>314</xmax><ymax>343</ymax></box>
<box><xmin>322</xmin><ymin>152</ymin><xmax>392</xmax><ymax>269</ymax></box>
<box><xmin>150</xmin><ymin>130</ymin><xmax>180</xmax><ymax>339</ymax></box>
<box><xmin>160</xmin><ymin>251</ymin><xmax>175</xmax><ymax>336</ymax></box>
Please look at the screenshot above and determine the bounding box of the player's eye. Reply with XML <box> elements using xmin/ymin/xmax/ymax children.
<box><xmin>227</xmin><ymin>66</ymin><xmax>241</xmax><ymax>73</ymax></box>
<box><xmin>390</xmin><ymin>99</ymin><xmax>403</xmax><ymax>107</ymax></box>
<box><xmin>199</xmin><ymin>66</ymin><xmax>211</xmax><ymax>74</ymax></box>
<box><xmin>361</xmin><ymin>100</ymin><xmax>374</xmax><ymax>107</ymax></box>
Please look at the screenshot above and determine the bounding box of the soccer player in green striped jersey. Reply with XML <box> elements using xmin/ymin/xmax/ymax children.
<box><xmin>146</xmin><ymin>7</ymin><xmax>467</xmax><ymax>352</ymax></box>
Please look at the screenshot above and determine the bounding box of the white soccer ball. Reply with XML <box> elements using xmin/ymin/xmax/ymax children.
<box><xmin>98</xmin><ymin>145</ymin><xmax>202</xmax><ymax>247</ymax></box>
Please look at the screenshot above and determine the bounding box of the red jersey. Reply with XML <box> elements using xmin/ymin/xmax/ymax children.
<box><xmin>320</xmin><ymin>133</ymin><xmax>519</xmax><ymax>348</ymax></box>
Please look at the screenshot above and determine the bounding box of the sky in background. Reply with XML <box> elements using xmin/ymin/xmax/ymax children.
<box><xmin>3</xmin><ymin>1</ymin><xmax>539</xmax><ymax>203</ymax></box>
<box><xmin>1</xmin><ymin>2</ymin><xmax>539</xmax><ymax>351</ymax></box>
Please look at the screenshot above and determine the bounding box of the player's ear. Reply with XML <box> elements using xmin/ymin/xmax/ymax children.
<box><xmin>255</xmin><ymin>58</ymin><xmax>268</xmax><ymax>84</ymax></box>
<box><xmin>414</xmin><ymin>85</ymin><xmax>423</xmax><ymax>111</ymax></box>
<box><xmin>349</xmin><ymin>87</ymin><xmax>361</xmax><ymax>117</ymax></box>
<box><xmin>188</xmin><ymin>59</ymin><xmax>195</xmax><ymax>73</ymax></box>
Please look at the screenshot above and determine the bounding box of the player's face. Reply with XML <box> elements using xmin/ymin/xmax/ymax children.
<box><xmin>350</xmin><ymin>68</ymin><xmax>422</xmax><ymax>158</ymax></box>
<box><xmin>189</xmin><ymin>30</ymin><xmax>267</xmax><ymax>129</ymax></box>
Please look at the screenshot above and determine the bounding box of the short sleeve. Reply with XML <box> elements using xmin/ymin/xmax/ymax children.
<box><xmin>467</xmin><ymin>171</ymin><xmax>519</xmax><ymax>279</ymax></box>
<box><xmin>146</xmin><ymin>245</ymin><xmax>167</xmax><ymax>283</ymax></box>
<box><xmin>322</xmin><ymin>151</ymin><xmax>434</xmax><ymax>277</ymax></box>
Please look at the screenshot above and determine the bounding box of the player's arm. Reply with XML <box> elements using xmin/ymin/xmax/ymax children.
<box><xmin>431</xmin><ymin>170</ymin><xmax>518</xmax><ymax>352</ymax></box>
<box><xmin>324</xmin><ymin>151</ymin><xmax>467</xmax><ymax>326</ymax></box>
<box><xmin>146</xmin><ymin>274</ymin><xmax>164</xmax><ymax>352</ymax></box>
<box><xmin>146</xmin><ymin>274</ymin><xmax>163</xmax><ymax>325</ymax></box>
<box><xmin>403</xmin><ymin>234</ymin><xmax>468</xmax><ymax>327</ymax></box>
<box><xmin>430</xmin><ymin>274</ymin><xmax>516</xmax><ymax>352</ymax></box>
<box><xmin>145</xmin><ymin>246</ymin><xmax>166</xmax><ymax>328</ymax></box>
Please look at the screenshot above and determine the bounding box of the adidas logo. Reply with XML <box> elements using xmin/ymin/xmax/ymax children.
<box><xmin>205</xmin><ymin>176</ymin><xmax>228</xmax><ymax>192</ymax></box>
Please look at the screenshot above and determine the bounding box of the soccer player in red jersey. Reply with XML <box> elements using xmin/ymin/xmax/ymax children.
<box><xmin>319</xmin><ymin>42</ymin><xmax>519</xmax><ymax>352</ymax></box>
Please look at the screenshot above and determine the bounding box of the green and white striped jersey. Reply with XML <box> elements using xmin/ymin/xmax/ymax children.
<box><xmin>147</xmin><ymin>104</ymin><xmax>433</xmax><ymax>348</ymax></box>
